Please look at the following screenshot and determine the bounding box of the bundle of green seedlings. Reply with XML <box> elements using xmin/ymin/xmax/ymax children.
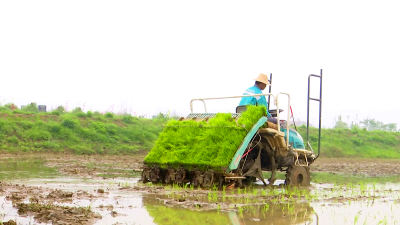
<box><xmin>144</xmin><ymin>105</ymin><xmax>266</xmax><ymax>170</ymax></box>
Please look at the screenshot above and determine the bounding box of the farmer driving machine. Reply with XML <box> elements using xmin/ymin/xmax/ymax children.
<box><xmin>142</xmin><ymin>71</ymin><xmax>323</xmax><ymax>188</ymax></box>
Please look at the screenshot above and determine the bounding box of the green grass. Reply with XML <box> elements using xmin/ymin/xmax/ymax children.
<box><xmin>2</xmin><ymin>102</ymin><xmax>400</xmax><ymax>160</ymax></box>
<box><xmin>0</xmin><ymin>109</ymin><xmax>167</xmax><ymax>154</ymax></box>
<box><xmin>297</xmin><ymin>126</ymin><xmax>400</xmax><ymax>158</ymax></box>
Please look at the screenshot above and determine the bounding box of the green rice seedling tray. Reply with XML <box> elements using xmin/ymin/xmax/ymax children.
<box><xmin>144</xmin><ymin>105</ymin><xmax>267</xmax><ymax>172</ymax></box>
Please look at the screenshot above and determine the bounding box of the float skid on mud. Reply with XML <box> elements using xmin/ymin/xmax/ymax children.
<box><xmin>142</xmin><ymin>71</ymin><xmax>323</xmax><ymax>188</ymax></box>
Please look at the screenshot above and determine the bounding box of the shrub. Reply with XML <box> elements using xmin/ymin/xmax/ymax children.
<box><xmin>58</xmin><ymin>129</ymin><xmax>80</xmax><ymax>142</ymax></box>
<box><xmin>7</xmin><ymin>135</ymin><xmax>20</xmax><ymax>144</ymax></box>
<box><xmin>154</xmin><ymin>113</ymin><xmax>167</xmax><ymax>119</ymax></box>
<box><xmin>93</xmin><ymin>111</ymin><xmax>102</xmax><ymax>117</ymax></box>
<box><xmin>4</xmin><ymin>103</ymin><xmax>17</xmax><ymax>110</ymax></box>
<box><xmin>50</xmin><ymin>124</ymin><xmax>62</xmax><ymax>134</ymax></box>
<box><xmin>71</xmin><ymin>145</ymin><xmax>95</xmax><ymax>154</ymax></box>
<box><xmin>54</xmin><ymin>106</ymin><xmax>65</xmax><ymax>113</ymax></box>
<box><xmin>114</xmin><ymin>144</ymin><xmax>141</xmax><ymax>154</ymax></box>
<box><xmin>86</xmin><ymin>111</ymin><xmax>93</xmax><ymax>117</ymax></box>
<box><xmin>76</xmin><ymin>112</ymin><xmax>86</xmax><ymax>118</ymax></box>
<box><xmin>72</xmin><ymin>107</ymin><xmax>83</xmax><ymax>113</ymax></box>
<box><xmin>105</xmin><ymin>124</ymin><xmax>118</xmax><ymax>135</ymax></box>
<box><xmin>351</xmin><ymin>137</ymin><xmax>364</xmax><ymax>146</ymax></box>
<box><xmin>18</xmin><ymin>121</ymin><xmax>34</xmax><ymax>130</ymax></box>
<box><xmin>25</xmin><ymin>129</ymin><xmax>52</xmax><ymax>141</ymax></box>
<box><xmin>61</xmin><ymin>118</ymin><xmax>78</xmax><ymax>129</ymax></box>
<box><xmin>21</xmin><ymin>146</ymin><xmax>30</xmax><ymax>152</ymax></box>
<box><xmin>89</xmin><ymin>122</ymin><xmax>107</xmax><ymax>134</ymax></box>
<box><xmin>105</xmin><ymin>112</ymin><xmax>114</xmax><ymax>118</ymax></box>
<box><xmin>0</xmin><ymin>106</ymin><xmax>12</xmax><ymax>112</ymax></box>
<box><xmin>122</xmin><ymin>115</ymin><xmax>133</xmax><ymax>124</ymax></box>
<box><xmin>13</xmin><ymin>110</ymin><xmax>25</xmax><ymax>114</ymax></box>
<box><xmin>0</xmin><ymin>119</ymin><xmax>14</xmax><ymax>135</ymax></box>
<box><xmin>41</xmin><ymin>141</ymin><xmax>61</xmax><ymax>150</ymax></box>
<box><xmin>77</xmin><ymin>127</ymin><xmax>107</xmax><ymax>142</ymax></box>
<box><xmin>21</xmin><ymin>103</ymin><xmax>39</xmax><ymax>113</ymax></box>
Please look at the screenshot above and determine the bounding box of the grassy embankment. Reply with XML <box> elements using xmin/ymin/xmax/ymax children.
<box><xmin>1</xmin><ymin>103</ymin><xmax>399</xmax><ymax>158</ymax></box>
<box><xmin>297</xmin><ymin>126</ymin><xmax>400</xmax><ymax>158</ymax></box>
<box><xmin>0</xmin><ymin>106</ymin><xmax>166</xmax><ymax>154</ymax></box>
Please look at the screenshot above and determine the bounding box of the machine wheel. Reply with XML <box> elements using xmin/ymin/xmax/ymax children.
<box><xmin>201</xmin><ymin>171</ymin><xmax>216</xmax><ymax>188</ymax></box>
<box><xmin>141</xmin><ymin>171</ymin><xmax>149</xmax><ymax>184</ymax></box>
<box><xmin>164</xmin><ymin>169</ymin><xmax>175</xmax><ymax>185</ymax></box>
<box><xmin>191</xmin><ymin>170</ymin><xmax>203</xmax><ymax>188</ymax></box>
<box><xmin>285</xmin><ymin>166</ymin><xmax>310</xmax><ymax>186</ymax></box>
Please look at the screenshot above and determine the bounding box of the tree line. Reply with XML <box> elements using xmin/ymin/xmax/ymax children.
<box><xmin>334</xmin><ymin>115</ymin><xmax>397</xmax><ymax>132</ymax></box>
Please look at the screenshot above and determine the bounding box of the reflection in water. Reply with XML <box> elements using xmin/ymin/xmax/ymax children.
<box><xmin>2</xmin><ymin>157</ymin><xmax>399</xmax><ymax>225</ymax></box>
<box><xmin>143</xmin><ymin>194</ymin><xmax>315</xmax><ymax>225</ymax></box>
<box><xmin>0</xmin><ymin>159</ymin><xmax>59</xmax><ymax>180</ymax></box>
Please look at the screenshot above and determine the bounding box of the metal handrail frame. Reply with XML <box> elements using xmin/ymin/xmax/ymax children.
<box><xmin>190</xmin><ymin>93</ymin><xmax>291</xmax><ymax>147</ymax></box>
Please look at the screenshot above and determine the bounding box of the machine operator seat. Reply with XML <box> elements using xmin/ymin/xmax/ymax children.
<box><xmin>235</xmin><ymin>105</ymin><xmax>248</xmax><ymax>114</ymax></box>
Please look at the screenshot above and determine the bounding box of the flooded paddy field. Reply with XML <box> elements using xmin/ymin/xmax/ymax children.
<box><xmin>1</xmin><ymin>153</ymin><xmax>400</xmax><ymax>225</ymax></box>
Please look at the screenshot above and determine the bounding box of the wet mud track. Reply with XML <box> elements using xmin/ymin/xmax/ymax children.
<box><xmin>1</xmin><ymin>153</ymin><xmax>400</xmax><ymax>224</ymax></box>
<box><xmin>311</xmin><ymin>157</ymin><xmax>400</xmax><ymax>177</ymax></box>
<box><xmin>1</xmin><ymin>181</ymin><xmax>100</xmax><ymax>224</ymax></box>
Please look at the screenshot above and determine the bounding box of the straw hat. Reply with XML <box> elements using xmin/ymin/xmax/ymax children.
<box><xmin>254</xmin><ymin>73</ymin><xmax>271</xmax><ymax>85</ymax></box>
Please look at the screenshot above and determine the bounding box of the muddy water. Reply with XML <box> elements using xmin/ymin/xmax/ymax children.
<box><xmin>1</xmin><ymin>176</ymin><xmax>314</xmax><ymax>224</ymax></box>
<box><xmin>1</xmin><ymin>157</ymin><xmax>400</xmax><ymax>225</ymax></box>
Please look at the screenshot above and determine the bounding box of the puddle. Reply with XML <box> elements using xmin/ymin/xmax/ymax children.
<box><xmin>1</xmin><ymin>157</ymin><xmax>400</xmax><ymax>224</ymax></box>
<box><xmin>5</xmin><ymin>178</ymin><xmax>395</xmax><ymax>225</ymax></box>
<box><xmin>0</xmin><ymin>158</ymin><xmax>60</xmax><ymax>180</ymax></box>
<box><xmin>143</xmin><ymin>195</ymin><xmax>316</xmax><ymax>225</ymax></box>
<box><xmin>0</xmin><ymin>176</ymin><xmax>142</xmax><ymax>224</ymax></box>
<box><xmin>311</xmin><ymin>172</ymin><xmax>400</xmax><ymax>184</ymax></box>
<box><xmin>312</xmin><ymin>201</ymin><xmax>400</xmax><ymax>224</ymax></box>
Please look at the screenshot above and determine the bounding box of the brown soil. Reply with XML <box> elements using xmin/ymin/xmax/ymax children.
<box><xmin>0</xmin><ymin>153</ymin><xmax>145</xmax><ymax>224</ymax></box>
<box><xmin>311</xmin><ymin>157</ymin><xmax>400</xmax><ymax>177</ymax></box>
<box><xmin>1</xmin><ymin>181</ymin><xmax>100</xmax><ymax>224</ymax></box>
<box><xmin>4</xmin><ymin>152</ymin><xmax>400</xmax><ymax>179</ymax></box>
<box><xmin>2</xmin><ymin>153</ymin><xmax>400</xmax><ymax>224</ymax></box>
<box><xmin>1</xmin><ymin>152</ymin><xmax>145</xmax><ymax>178</ymax></box>
<box><xmin>5</xmin><ymin>153</ymin><xmax>400</xmax><ymax>178</ymax></box>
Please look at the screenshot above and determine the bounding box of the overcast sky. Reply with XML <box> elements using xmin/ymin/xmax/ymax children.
<box><xmin>1</xmin><ymin>1</ymin><xmax>399</xmax><ymax>128</ymax></box>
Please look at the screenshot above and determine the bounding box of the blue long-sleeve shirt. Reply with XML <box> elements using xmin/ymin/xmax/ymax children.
<box><xmin>239</xmin><ymin>85</ymin><xmax>271</xmax><ymax>117</ymax></box>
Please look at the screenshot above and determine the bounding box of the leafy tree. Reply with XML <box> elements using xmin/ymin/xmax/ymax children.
<box><xmin>359</xmin><ymin>119</ymin><xmax>397</xmax><ymax>132</ymax></box>
<box><xmin>385</xmin><ymin>123</ymin><xmax>397</xmax><ymax>132</ymax></box>
<box><xmin>72</xmin><ymin>107</ymin><xmax>83</xmax><ymax>113</ymax></box>
<box><xmin>350</xmin><ymin>122</ymin><xmax>360</xmax><ymax>130</ymax></box>
<box><xmin>334</xmin><ymin>115</ymin><xmax>348</xmax><ymax>129</ymax></box>
<box><xmin>21</xmin><ymin>103</ymin><xmax>39</xmax><ymax>113</ymax></box>
<box><xmin>4</xmin><ymin>103</ymin><xmax>17</xmax><ymax>110</ymax></box>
